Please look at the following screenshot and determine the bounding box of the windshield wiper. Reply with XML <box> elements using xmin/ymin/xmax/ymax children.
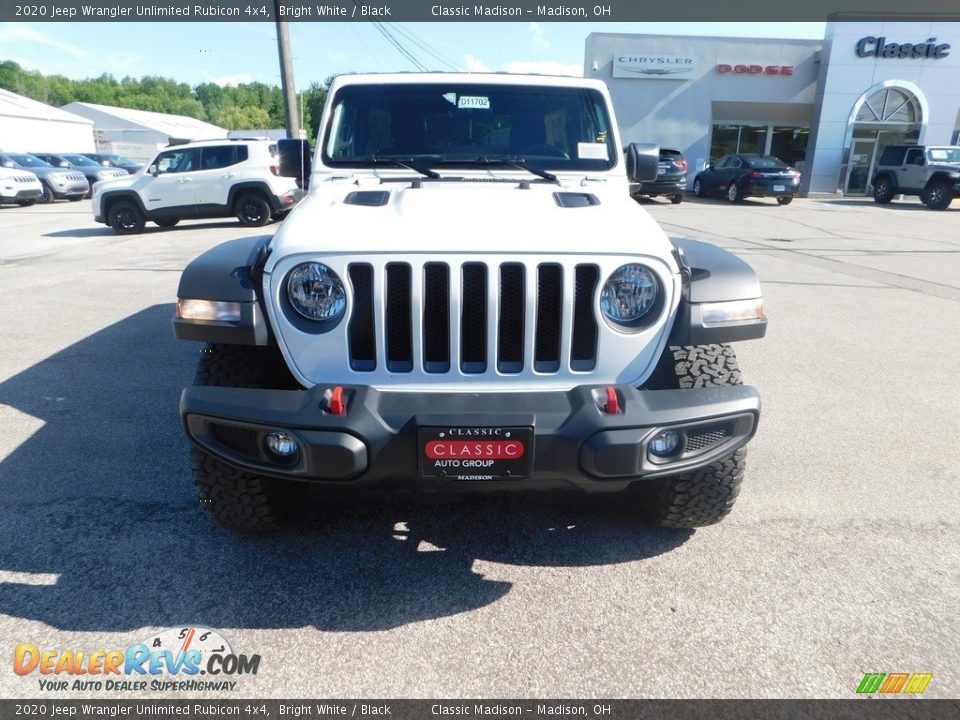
<box><xmin>359</xmin><ymin>155</ymin><xmax>440</xmax><ymax>179</ymax></box>
<box><xmin>434</xmin><ymin>156</ymin><xmax>559</xmax><ymax>184</ymax></box>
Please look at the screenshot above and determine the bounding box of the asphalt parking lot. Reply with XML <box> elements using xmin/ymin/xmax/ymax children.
<box><xmin>0</xmin><ymin>195</ymin><xmax>958</xmax><ymax>700</ymax></box>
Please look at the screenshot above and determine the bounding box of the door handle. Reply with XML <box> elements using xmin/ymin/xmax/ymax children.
<box><xmin>178</xmin><ymin>178</ymin><xmax>191</xmax><ymax>183</ymax></box>
<box><xmin>221</xmin><ymin>173</ymin><xmax>235</xmax><ymax>179</ymax></box>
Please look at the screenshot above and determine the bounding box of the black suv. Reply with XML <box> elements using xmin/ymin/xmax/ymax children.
<box><xmin>628</xmin><ymin>147</ymin><xmax>687</xmax><ymax>204</ymax></box>
<box><xmin>871</xmin><ymin>145</ymin><xmax>960</xmax><ymax>210</ymax></box>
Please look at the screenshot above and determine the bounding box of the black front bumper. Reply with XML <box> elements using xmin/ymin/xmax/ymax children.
<box><xmin>181</xmin><ymin>383</ymin><xmax>760</xmax><ymax>492</ymax></box>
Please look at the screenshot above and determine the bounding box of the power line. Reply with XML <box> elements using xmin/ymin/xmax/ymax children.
<box><xmin>371</xmin><ymin>21</ymin><xmax>428</xmax><ymax>71</ymax></box>
<box><xmin>389</xmin><ymin>24</ymin><xmax>462</xmax><ymax>71</ymax></box>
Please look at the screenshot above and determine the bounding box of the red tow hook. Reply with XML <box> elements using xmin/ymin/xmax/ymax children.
<box><xmin>604</xmin><ymin>386</ymin><xmax>620</xmax><ymax>415</ymax></box>
<box><xmin>324</xmin><ymin>386</ymin><xmax>347</xmax><ymax>415</ymax></box>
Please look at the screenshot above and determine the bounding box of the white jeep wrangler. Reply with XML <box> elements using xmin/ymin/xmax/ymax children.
<box><xmin>173</xmin><ymin>73</ymin><xmax>766</xmax><ymax>533</ymax></box>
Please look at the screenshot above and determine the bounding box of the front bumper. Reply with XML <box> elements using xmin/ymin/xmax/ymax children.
<box><xmin>1</xmin><ymin>187</ymin><xmax>42</xmax><ymax>202</ymax></box>
<box><xmin>181</xmin><ymin>383</ymin><xmax>760</xmax><ymax>491</ymax></box>
<box><xmin>52</xmin><ymin>180</ymin><xmax>90</xmax><ymax>198</ymax></box>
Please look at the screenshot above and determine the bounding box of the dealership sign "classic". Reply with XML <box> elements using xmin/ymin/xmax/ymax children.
<box><xmin>613</xmin><ymin>54</ymin><xmax>697</xmax><ymax>79</ymax></box>
<box><xmin>856</xmin><ymin>36</ymin><xmax>951</xmax><ymax>59</ymax></box>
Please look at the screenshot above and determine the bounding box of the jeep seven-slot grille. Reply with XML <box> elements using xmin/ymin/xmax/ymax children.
<box><xmin>347</xmin><ymin>262</ymin><xmax>599</xmax><ymax>375</ymax></box>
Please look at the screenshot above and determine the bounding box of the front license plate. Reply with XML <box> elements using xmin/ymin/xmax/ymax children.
<box><xmin>418</xmin><ymin>426</ymin><xmax>533</xmax><ymax>480</ymax></box>
<box><xmin>773</xmin><ymin>184</ymin><xmax>786</xmax><ymax>192</ymax></box>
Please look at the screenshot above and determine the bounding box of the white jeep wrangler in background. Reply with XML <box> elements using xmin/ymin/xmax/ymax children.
<box><xmin>172</xmin><ymin>73</ymin><xmax>766</xmax><ymax>533</ymax></box>
<box><xmin>92</xmin><ymin>138</ymin><xmax>301</xmax><ymax>233</ymax></box>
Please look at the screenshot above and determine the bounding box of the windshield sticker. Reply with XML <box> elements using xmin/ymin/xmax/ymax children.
<box><xmin>457</xmin><ymin>96</ymin><xmax>490</xmax><ymax>110</ymax></box>
<box><xmin>578</xmin><ymin>142</ymin><xmax>608</xmax><ymax>160</ymax></box>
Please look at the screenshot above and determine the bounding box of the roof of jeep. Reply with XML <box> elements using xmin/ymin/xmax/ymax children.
<box><xmin>328</xmin><ymin>72</ymin><xmax>606</xmax><ymax>92</ymax></box>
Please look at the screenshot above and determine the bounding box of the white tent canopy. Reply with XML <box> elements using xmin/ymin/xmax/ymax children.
<box><xmin>0</xmin><ymin>89</ymin><xmax>95</xmax><ymax>153</ymax></box>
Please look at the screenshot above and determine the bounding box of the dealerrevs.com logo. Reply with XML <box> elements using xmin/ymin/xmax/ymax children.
<box><xmin>13</xmin><ymin>627</ymin><xmax>260</xmax><ymax>692</ymax></box>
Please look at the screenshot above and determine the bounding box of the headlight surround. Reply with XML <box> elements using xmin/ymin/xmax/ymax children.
<box><xmin>600</xmin><ymin>264</ymin><xmax>660</xmax><ymax>328</ymax></box>
<box><xmin>94</xmin><ymin>170</ymin><xmax>111</xmax><ymax>180</ymax></box>
<box><xmin>285</xmin><ymin>262</ymin><xmax>347</xmax><ymax>324</ymax></box>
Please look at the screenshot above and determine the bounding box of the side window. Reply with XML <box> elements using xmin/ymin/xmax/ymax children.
<box><xmin>156</xmin><ymin>149</ymin><xmax>199</xmax><ymax>174</ymax></box>
<box><xmin>199</xmin><ymin>146</ymin><xmax>238</xmax><ymax>170</ymax></box>
<box><xmin>238</xmin><ymin>146</ymin><xmax>249</xmax><ymax>162</ymax></box>
<box><xmin>904</xmin><ymin>148</ymin><xmax>923</xmax><ymax>166</ymax></box>
<box><xmin>728</xmin><ymin>157</ymin><xmax>742</xmax><ymax>169</ymax></box>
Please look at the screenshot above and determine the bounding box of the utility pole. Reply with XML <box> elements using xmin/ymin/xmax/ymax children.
<box><xmin>274</xmin><ymin>0</ymin><xmax>301</xmax><ymax>138</ymax></box>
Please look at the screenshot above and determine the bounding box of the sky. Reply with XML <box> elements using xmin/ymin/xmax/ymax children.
<box><xmin>0</xmin><ymin>21</ymin><xmax>826</xmax><ymax>89</ymax></box>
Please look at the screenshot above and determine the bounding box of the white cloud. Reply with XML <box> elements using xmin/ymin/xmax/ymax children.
<box><xmin>504</xmin><ymin>60</ymin><xmax>583</xmax><ymax>77</ymax></box>
<box><xmin>464</xmin><ymin>54</ymin><xmax>491</xmax><ymax>73</ymax></box>
<box><xmin>528</xmin><ymin>23</ymin><xmax>549</xmax><ymax>50</ymax></box>
<box><xmin>211</xmin><ymin>73</ymin><xmax>255</xmax><ymax>87</ymax></box>
<box><xmin>0</xmin><ymin>24</ymin><xmax>86</xmax><ymax>59</ymax></box>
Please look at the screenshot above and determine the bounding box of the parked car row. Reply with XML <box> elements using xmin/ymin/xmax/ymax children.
<box><xmin>0</xmin><ymin>151</ymin><xmax>134</xmax><ymax>204</ymax></box>
<box><xmin>627</xmin><ymin>146</ymin><xmax>802</xmax><ymax>207</ymax></box>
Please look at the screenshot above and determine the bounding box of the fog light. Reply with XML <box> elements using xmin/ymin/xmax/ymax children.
<box><xmin>266</xmin><ymin>431</ymin><xmax>299</xmax><ymax>457</ymax></box>
<box><xmin>649</xmin><ymin>429</ymin><xmax>680</xmax><ymax>457</ymax></box>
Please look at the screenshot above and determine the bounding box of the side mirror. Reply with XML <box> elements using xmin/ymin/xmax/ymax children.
<box><xmin>624</xmin><ymin>143</ymin><xmax>659</xmax><ymax>183</ymax></box>
<box><xmin>278</xmin><ymin>138</ymin><xmax>312</xmax><ymax>190</ymax></box>
<box><xmin>149</xmin><ymin>165</ymin><xmax>159</xmax><ymax>177</ymax></box>
<box><xmin>706</xmin><ymin>162</ymin><xmax>715</xmax><ymax>171</ymax></box>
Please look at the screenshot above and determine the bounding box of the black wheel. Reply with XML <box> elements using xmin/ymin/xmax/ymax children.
<box><xmin>776</xmin><ymin>197</ymin><xmax>793</xmax><ymax>206</ymax></box>
<box><xmin>235</xmin><ymin>192</ymin><xmax>272</xmax><ymax>227</ymax></box>
<box><xmin>107</xmin><ymin>200</ymin><xmax>145</xmax><ymax>234</ymax></box>
<box><xmin>872</xmin><ymin>177</ymin><xmax>895</xmax><ymax>204</ymax></box>
<box><xmin>670</xmin><ymin>194</ymin><xmax>683</xmax><ymax>204</ymax></box>
<box><xmin>635</xmin><ymin>344</ymin><xmax>747</xmax><ymax>527</ymax></box>
<box><xmin>16</xmin><ymin>199</ymin><xmax>37</xmax><ymax>207</ymax></box>
<box><xmin>923</xmin><ymin>182</ymin><xmax>953</xmax><ymax>211</ymax></box>
<box><xmin>192</xmin><ymin>344</ymin><xmax>305</xmax><ymax>533</ymax></box>
<box><xmin>693</xmin><ymin>178</ymin><xmax>704</xmax><ymax>197</ymax></box>
<box><xmin>154</xmin><ymin>217</ymin><xmax>180</xmax><ymax>228</ymax></box>
<box><xmin>727</xmin><ymin>182</ymin><xmax>743</xmax><ymax>203</ymax></box>
<box><xmin>38</xmin><ymin>181</ymin><xmax>54</xmax><ymax>204</ymax></box>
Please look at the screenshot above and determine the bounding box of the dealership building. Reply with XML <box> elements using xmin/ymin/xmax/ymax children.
<box><xmin>586</xmin><ymin>20</ymin><xmax>960</xmax><ymax>195</ymax></box>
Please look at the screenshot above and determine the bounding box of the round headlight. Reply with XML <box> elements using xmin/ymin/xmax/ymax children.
<box><xmin>286</xmin><ymin>262</ymin><xmax>346</xmax><ymax>322</ymax></box>
<box><xmin>600</xmin><ymin>264</ymin><xmax>659</xmax><ymax>325</ymax></box>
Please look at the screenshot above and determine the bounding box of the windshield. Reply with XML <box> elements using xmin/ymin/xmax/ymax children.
<box><xmin>63</xmin><ymin>154</ymin><xmax>99</xmax><ymax>167</ymax></box>
<box><xmin>9</xmin><ymin>154</ymin><xmax>51</xmax><ymax>168</ymax></box>
<box><xmin>927</xmin><ymin>147</ymin><xmax>960</xmax><ymax>163</ymax></box>
<box><xmin>322</xmin><ymin>82</ymin><xmax>616</xmax><ymax>172</ymax></box>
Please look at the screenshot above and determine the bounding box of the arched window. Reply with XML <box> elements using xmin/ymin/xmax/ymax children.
<box><xmin>855</xmin><ymin>88</ymin><xmax>920</xmax><ymax>125</ymax></box>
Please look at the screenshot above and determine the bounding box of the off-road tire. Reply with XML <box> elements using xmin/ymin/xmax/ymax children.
<box><xmin>155</xmin><ymin>217</ymin><xmax>180</xmax><ymax>228</ymax></box>
<box><xmin>776</xmin><ymin>197</ymin><xmax>793</xmax><ymax>206</ymax></box>
<box><xmin>192</xmin><ymin>449</ymin><xmax>306</xmax><ymax>534</ymax></box>
<box><xmin>727</xmin><ymin>182</ymin><xmax>743</xmax><ymax>203</ymax></box>
<box><xmin>873</xmin><ymin>177</ymin><xmax>895</xmax><ymax>204</ymax></box>
<box><xmin>235</xmin><ymin>192</ymin><xmax>272</xmax><ymax>227</ymax></box>
<box><xmin>923</xmin><ymin>181</ymin><xmax>953</xmax><ymax>211</ymax></box>
<box><xmin>108</xmin><ymin>200</ymin><xmax>145</xmax><ymax>234</ymax></box>
<box><xmin>636</xmin><ymin>344</ymin><xmax>746</xmax><ymax>527</ymax></box>
<box><xmin>671</xmin><ymin>194</ymin><xmax>683</xmax><ymax>204</ymax></box>
<box><xmin>191</xmin><ymin>343</ymin><xmax>305</xmax><ymax>533</ymax></box>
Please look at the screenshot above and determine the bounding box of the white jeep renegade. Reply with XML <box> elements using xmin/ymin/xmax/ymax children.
<box><xmin>172</xmin><ymin>73</ymin><xmax>767</xmax><ymax>533</ymax></box>
<box><xmin>92</xmin><ymin>138</ymin><xmax>301</xmax><ymax>233</ymax></box>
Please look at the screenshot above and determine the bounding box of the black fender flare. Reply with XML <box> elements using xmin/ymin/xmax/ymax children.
<box><xmin>923</xmin><ymin>172</ymin><xmax>960</xmax><ymax>191</ymax></box>
<box><xmin>172</xmin><ymin>235</ymin><xmax>275</xmax><ymax>346</ymax></box>
<box><xmin>100</xmin><ymin>190</ymin><xmax>149</xmax><ymax>220</ymax></box>
<box><xmin>227</xmin><ymin>182</ymin><xmax>280</xmax><ymax>212</ymax></box>
<box><xmin>872</xmin><ymin>171</ymin><xmax>899</xmax><ymax>190</ymax></box>
<box><xmin>668</xmin><ymin>238</ymin><xmax>766</xmax><ymax>345</ymax></box>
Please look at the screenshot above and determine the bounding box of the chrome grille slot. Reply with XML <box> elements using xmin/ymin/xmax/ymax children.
<box><xmin>534</xmin><ymin>264</ymin><xmax>563</xmax><ymax>373</ymax></box>
<box><xmin>385</xmin><ymin>263</ymin><xmax>413</xmax><ymax>372</ymax></box>
<box><xmin>422</xmin><ymin>263</ymin><xmax>450</xmax><ymax>373</ymax></box>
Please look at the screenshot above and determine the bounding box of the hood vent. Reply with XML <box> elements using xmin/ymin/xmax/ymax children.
<box><xmin>553</xmin><ymin>192</ymin><xmax>600</xmax><ymax>208</ymax></box>
<box><xmin>344</xmin><ymin>190</ymin><xmax>390</xmax><ymax>207</ymax></box>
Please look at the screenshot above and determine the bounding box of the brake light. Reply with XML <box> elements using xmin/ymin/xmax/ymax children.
<box><xmin>676</xmin><ymin>159</ymin><xmax>688</xmax><ymax>171</ymax></box>
<box><xmin>750</xmin><ymin>170</ymin><xmax>764</xmax><ymax>179</ymax></box>
<box><xmin>269</xmin><ymin>165</ymin><xmax>279</xmax><ymax>176</ymax></box>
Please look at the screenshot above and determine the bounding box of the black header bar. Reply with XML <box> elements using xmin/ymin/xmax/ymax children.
<box><xmin>1</xmin><ymin>0</ymin><xmax>959</xmax><ymax>22</ymax></box>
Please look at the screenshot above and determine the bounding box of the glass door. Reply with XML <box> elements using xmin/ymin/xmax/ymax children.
<box><xmin>845</xmin><ymin>139</ymin><xmax>878</xmax><ymax>195</ymax></box>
